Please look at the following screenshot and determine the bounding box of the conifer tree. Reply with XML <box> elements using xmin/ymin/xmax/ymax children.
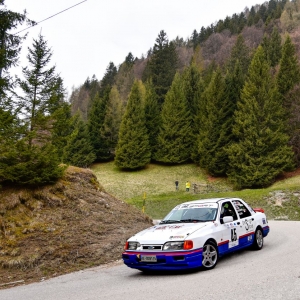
<box><xmin>227</xmin><ymin>46</ymin><xmax>294</xmax><ymax>189</ymax></box>
<box><xmin>0</xmin><ymin>2</ymin><xmax>36</xmax><ymax>184</ymax></box>
<box><xmin>277</xmin><ymin>35</ymin><xmax>300</xmax><ymax>165</ymax></box>
<box><xmin>227</xmin><ymin>35</ymin><xmax>250</xmax><ymax>75</ymax></box>
<box><xmin>3</xmin><ymin>140</ymin><xmax>65</xmax><ymax>185</ymax></box>
<box><xmin>115</xmin><ymin>80</ymin><xmax>151</xmax><ymax>169</ymax></box>
<box><xmin>143</xmin><ymin>30</ymin><xmax>178</xmax><ymax>106</ymax></box>
<box><xmin>181</xmin><ymin>62</ymin><xmax>204</xmax><ymax>161</ymax></box>
<box><xmin>261</xmin><ymin>28</ymin><xmax>282</xmax><ymax>68</ymax></box>
<box><xmin>99</xmin><ymin>86</ymin><xmax>123</xmax><ymax>160</ymax></box>
<box><xmin>3</xmin><ymin>34</ymin><xmax>66</xmax><ymax>184</ymax></box>
<box><xmin>197</xmin><ymin>68</ymin><xmax>229</xmax><ymax>176</ymax></box>
<box><xmin>0</xmin><ymin>1</ymin><xmax>35</xmax><ymax>97</ymax></box>
<box><xmin>191</xmin><ymin>29</ymin><xmax>199</xmax><ymax>49</ymax></box>
<box><xmin>115</xmin><ymin>53</ymin><xmax>135</xmax><ymax>103</ymax></box>
<box><xmin>154</xmin><ymin>72</ymin><xmax>192</xmax><ymax>163</ymax></box>
<box><xmin>51</xmin><ymin>102</ymin><xmax>73</xmax><ymax>160</ymax></box>
<box><xmin>144</xmin><ymin>80</ymin><xmax>160</xmax><ymax>159</ymax></box>
<box><xmin>17</xmin><ymin>34</ymin><xmax>64</xmax><ymax>145</ymax></box>
<box><xmin>87</xmin><ymin>89</ymin><xmax>110</xmax><ymax>161</ymax></box>
<box><xmin>0</xmin><ymin>108</ymin><xmax>22</xmax><ymax>182</ymax></box>
<box><xmin>223</xmin><ymin>60</ymin><xmax>245</xmax><ymax>135</ymax></box>
<box><xmin>63</xmin><ymin>113</ymin><xmax>96</xmax><ymax>168</ymax></box>
<box><xmin>269</xmin><ymin>27</ymin><xmax>282</xmax><ymax>67</ymax></box>
<box><xmin>277</xmin><ymin>35</ymin><xmax>300</xmax><ymax>97</ymax></box>
<box><xmin>99</xmin><ymin>62</ymin><xmax>117</xmax><ymax>98</ymax></box>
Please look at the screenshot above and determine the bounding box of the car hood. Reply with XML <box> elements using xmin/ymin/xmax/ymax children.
<box><xmin>129</xmin><ymin>222</ymin><xmax>209</xmax><ymax>244</ymax></box>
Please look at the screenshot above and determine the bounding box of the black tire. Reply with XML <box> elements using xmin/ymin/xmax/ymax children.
<box><xmin>202</xmin><ymin>241</ymin><xmax>218</xmax><ymax>270</ymax></box>
<box><xmin>252</xmin><ymin>228</ymin><xmax>264</xmax><ymax>250</ymax></box>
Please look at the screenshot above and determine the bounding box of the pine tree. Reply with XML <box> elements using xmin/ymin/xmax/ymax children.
<box><xmin>3</xmin><ymin>140</ymin><xmax>65</xmax><ymax>185</ymax></box>
<box><xmin>99</xmin><ymin>86</ymin><xmax>123</xmax><ymax>160</ymax></box>
<box><xmin>0</xmin><ymin>2</ymin><xmax>36</xmax><ymax>184</ymax></box>
<box><xmin>261</xmin><ymin>28</ymin><xmax>282</xmax><ymax>68</ymax></box>
<box><xmin>197</xmin><ymin>68</ymin><xmax>229</xmax><ymax>176</ymax></box>
<box><xmin>99</xmin><ymin>62</ymin><xmax>117</xmax><ymax>98</ymax></box>
<box><xmin>277</xmin><ymin>35</ymin><xmax>300</xmax><ymax>97</ymax></box>
<box><xmin>154</xmin><ymin>72</ymin><xmax>192</xmax><ymax>163</ymax></box>
<box><xmin>227</xmin><ymin>46</ymin><xmax>294</xmax><ymax>189</ymax></box>
<box><xmin>17</xmin><ymin>34</ymin><xmax>65</xmax><ymax>146</ymax></box>
<box><xmin>125</xmin><ymin>52</ymin><xmax>135</xmax><ymax>66</ymax></box>
<box><xmin>269</xmin><ymin>27</ymin><xmax>282</xmax><ymax>67</ymax></box>
<box><xmin>191</xmin><ymin>29</ymin><xmax>199</xmax><ymax>49</ymax></box>
<box><xmin>2</xmin><ymin>34</ymin><xmax>66</xmax><ymax>184</ymax></box>
<box><xmin>144</xmin><ymin>80</ymin><xmax>160</xmax><ymax>159</ymax></box>
<box><xmin>223</xmin><ymin>60</ymin><xmax>245</xmax><ymax>134</ymax></box>
<box><xmin>181</xmin><ymin>62</ymin><xmax>204</xmax><ymax>161</ymax></box>
<box><xmin>0</xmin><ymin>1</ymin><xmax>35</xmax><ymax>97</ymax></box>
<box><xmin>0</xmin><ymin>108</ymin><xmax>22</xmax><ymax>182</ymax></box>
<box><xmin>63</xmin><ymin>113</ymin><xmax>96</xmax><ymax>168</ymax></box>
<box><xmin>115</xmin><ymin>80</ymin><xmax>151</xmax><ymax>169</ymax></box>
<box><xmin>87</xmin><ymin>89</ymin><xmax>110</xmax><ymax>161</ymax></box>
<box><xmin>277</xmin><ymin>35</ymin><xmax>300</xmax><ymax>166</ymax></box>
<box><xmin>115</xmin><ymin>53</ymin><xmax>135</xmax><ymax>103</ymax></box>
<box><xmin>143</xmin><ymin>30</ymin><xmax>178</xmax><ymax>106</ymax></box>
<box><xmin>51</xmin><ymin>102</ymin><xmax>73</xmax><ymax>160</ymax></box>
<box><xmin>226</xmin><ymin>35</ymin><xmax>250</xmax><ymax>75</ymax></box>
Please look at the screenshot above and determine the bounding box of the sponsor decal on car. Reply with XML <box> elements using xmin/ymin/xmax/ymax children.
<box><xmin>155</xmin><ymin>225</ymin><xmax>184</xmax><ymax>231</ymax></box>
<box><xmin>170</xmin><ymin>235</ymin><xmax>185</xmax><ymax>239</ymax></box>
<box><xmin>243</xmin><ymin>219</ymin><xmax>254</xmax><ymax>231</ymax></box>
<box><xmin>225</xmin><ymin>223</ymin><xmax>237</xmax><ymax>228</ymax></box>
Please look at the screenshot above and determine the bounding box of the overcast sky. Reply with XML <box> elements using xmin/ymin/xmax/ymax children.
<box><xmin>7</xmin><ymin>0</ymin><xmax>267</xmax><ymax>96</ymax></box>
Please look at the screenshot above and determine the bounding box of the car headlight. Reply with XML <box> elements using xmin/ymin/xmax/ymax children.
<box><xmin>124</xmin><ymin>241</ymin><xmax>141</xmax><ymax>250</ymax></box>
<box><xmin>163</xmin><ymin>240</ymin><xmax>193</xmax><ymax>251</ymax></box>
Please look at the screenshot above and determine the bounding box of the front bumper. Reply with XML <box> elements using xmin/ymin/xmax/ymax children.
<box><xmin>122</xmin><ymin>248</ymin><xmax>203</xmax><ymax>271</ymax></box>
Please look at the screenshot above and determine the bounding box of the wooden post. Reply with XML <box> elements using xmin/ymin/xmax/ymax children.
<box><xmin>142</xmin><ymin>192</ymin><xmax>146</xmax><ymax>213</ymax></box>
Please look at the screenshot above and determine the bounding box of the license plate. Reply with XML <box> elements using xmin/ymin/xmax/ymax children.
<box><xmin>140</xmin><ymin>255</ymin><xmax>157</xmax><ymax>262</ymax></box>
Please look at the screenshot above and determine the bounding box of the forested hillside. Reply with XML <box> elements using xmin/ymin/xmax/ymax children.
<box><xmin>2</xmin><ymin>0</ymin><xmax>300</xmax><ymax>189</ymax></box>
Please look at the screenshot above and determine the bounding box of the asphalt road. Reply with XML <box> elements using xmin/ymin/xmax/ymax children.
<box><xmin>1</xmin><ymin>220</ymin><xmax>300</xmax><ymax>300</ymax></box>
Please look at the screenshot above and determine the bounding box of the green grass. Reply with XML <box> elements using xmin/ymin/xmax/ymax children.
<box><xmin>91</xmin><ymin>162</ymin><xmax>300</xmax><ymax>221</ymax></box>
<box><xmin>92</xmin><ymin>162</ymin><xmax>209</xmax><ymax>200</ymax></box>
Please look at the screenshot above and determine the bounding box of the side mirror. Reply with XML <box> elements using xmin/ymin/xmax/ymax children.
<box><xmin>223</xmin><ymin>216</ymin><xmax>233</xmax><ymax>223</ymax></box>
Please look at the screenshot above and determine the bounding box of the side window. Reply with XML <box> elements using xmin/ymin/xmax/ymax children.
<box><xmin>232</xmin><ymin>200</ymin><xmax>252</xmax><ymax>219</ymax></box>
<box><xmin>220</xmin><ymin>201</ymin><xmax>238</xmax><ymax>223</ymax></box>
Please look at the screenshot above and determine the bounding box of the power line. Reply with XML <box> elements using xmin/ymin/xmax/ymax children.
<box><xmin>15</xmin><ymin>0</ymin><xmax>88</xmax><ymax>35</ymax></box>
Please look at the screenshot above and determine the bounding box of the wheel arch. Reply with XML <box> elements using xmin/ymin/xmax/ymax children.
<box><xmin>204</xmin><ymin>238</ymin><xmax>218</xmax><ymax>248</ymax></box>
<box><xmin>255</xmin><ymin>224</ymin><xmax>263</xmax><ymax>232</ymax></box>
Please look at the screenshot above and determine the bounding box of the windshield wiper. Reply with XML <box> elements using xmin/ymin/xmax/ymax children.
<box><xmin>159</xmin><ymin>220</ymin><xmax>183</xmax><ymax>224</ymax></box>
<box><xmin>181</xmin><ymin>219</ymin><xmax>206</xmax><ymax>223</ymax></box>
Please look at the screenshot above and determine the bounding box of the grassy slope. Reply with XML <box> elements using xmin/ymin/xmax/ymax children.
<box><xmin>92</xmin><ymin>162</ymin><xmax>300</xmax><ymax>221</ymax></box>
<box><xmin>0</xmin><ymin>166</ymin><xmax>152</xmax><ymax>287</ymax></box>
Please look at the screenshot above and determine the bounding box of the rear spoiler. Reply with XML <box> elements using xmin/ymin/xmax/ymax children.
<box><xmin>253</xmin><ymin>208</ymin><xmax>265</xmax><ymax>213</ymax></box>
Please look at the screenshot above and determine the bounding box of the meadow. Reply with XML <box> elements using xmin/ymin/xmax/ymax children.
<box><xmin>92</xmin><ymin>162</ymin><xmax>300</xmax><ymax>220</ymax></box>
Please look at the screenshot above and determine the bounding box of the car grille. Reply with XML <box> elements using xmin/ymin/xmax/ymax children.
<box><xmin>142</xmin><ymin>245</ymin><xmax>162</xmax><ymax>250</ymax></box>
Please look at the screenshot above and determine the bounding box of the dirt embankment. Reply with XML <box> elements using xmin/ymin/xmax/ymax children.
<box><xmin>0</xmin><ymin>166</ymin><xmax>153</xmax><ymax>288</ymax></box>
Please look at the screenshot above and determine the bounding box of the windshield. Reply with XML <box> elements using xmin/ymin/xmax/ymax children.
<box><xmin>161</xmin><ymin>203</ymin><xmax>218</xmax><ymax>223</ymax></box>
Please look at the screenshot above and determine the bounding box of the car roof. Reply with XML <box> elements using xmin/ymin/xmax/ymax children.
<box><xmin>180</xmin><ymin>198</ymin><xmax>241</xmax><ymax>205</ymax></box>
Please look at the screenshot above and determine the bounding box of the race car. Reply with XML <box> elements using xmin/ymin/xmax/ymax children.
<box><xmin>122</xmin><ymin>197</ymin><xmax>270</xmax><ymax>271</ymax></box>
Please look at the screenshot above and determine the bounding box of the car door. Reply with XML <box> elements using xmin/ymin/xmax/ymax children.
<box><xmin>219</xmin><ymin>200</ymin><xmax>244</xmax><ymax>253</ymax></box>
<box><xmin>231</xmin><ymin>199</ymin><xmax>255</xmax><ymax>247</ymax></box>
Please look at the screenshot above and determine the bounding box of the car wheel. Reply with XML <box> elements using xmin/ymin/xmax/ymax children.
<box><xmin>252</xmin><ymin>228</ymin><xmax>264</xmax><ymax>250</ymax></box>
<box><xmin>202</xmin><ymin>241</ymin><xmax>218</xmax><ymax>270</ymax></box>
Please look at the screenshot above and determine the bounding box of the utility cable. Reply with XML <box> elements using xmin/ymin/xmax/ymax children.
<box><xmin>15</xmin><ymin>0</ymin><xmax>88</xmax><ymax>35</ymax></box>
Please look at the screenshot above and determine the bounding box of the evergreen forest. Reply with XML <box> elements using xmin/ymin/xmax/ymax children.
<box><xmin>2</xmin><ymin>0</ymin><xmax>300</xmax><ymax>189</ymax></box>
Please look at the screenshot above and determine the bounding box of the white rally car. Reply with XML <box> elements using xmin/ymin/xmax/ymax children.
<box><xmin>122</xmin><ymin>197</ymin><xmax>270</xmax><ymax>271</ymax></box>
